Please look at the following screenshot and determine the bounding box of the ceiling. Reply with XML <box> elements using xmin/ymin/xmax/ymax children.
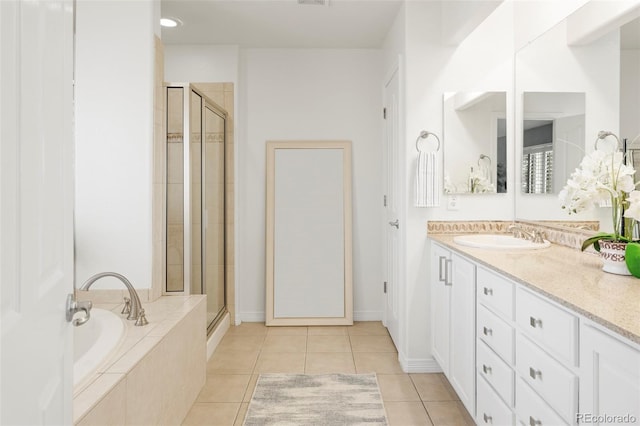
<box><xmin>160</xmin><ymin>0</ymin><xmax>404</xmax><ymax>48</ymax></box>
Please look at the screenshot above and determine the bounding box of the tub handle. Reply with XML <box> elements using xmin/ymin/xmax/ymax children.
<box><xmin>66</xmin><ymin>294</ymin><xmax>92</xmax><ymax>327</ymax></box>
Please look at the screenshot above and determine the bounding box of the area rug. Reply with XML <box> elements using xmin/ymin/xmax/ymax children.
<box><xmin>244</xmin><ymin>373</ymin><xmax>388</xmax><ymax>425</ymax></box>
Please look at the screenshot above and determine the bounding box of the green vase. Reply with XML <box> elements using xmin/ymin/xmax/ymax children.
<box><xmin>624</xmin><ymin>242</ymin><xmax>640</xmax><ymax>278</ymax></box>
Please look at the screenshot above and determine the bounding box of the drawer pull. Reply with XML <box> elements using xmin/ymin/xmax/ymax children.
<box><xmin>483</xmin><ymin>413</ymin><xmax>492</xmax><ymax>424</ymax></box>
<box><xmin>483</xmin><ymin>326</ymin><xmax>493</xmax><ymax>336</ymax></box>
<box><xmin>483</xmin><ymin>287</ymin><xmax>493</xmax><ymax>296</ymax></box>
<box><xmin>529</xmin><ymin>416</ymin><xmax>541</xmax><ymax>426</ymax></box>
<box><xmin>482</xmin><ymin>364</ymin><xmax>492</xmax><ymax>374</ymax></box>
<box><xmin>529</xmin><ymin>367</ymin><xmax>542</xmax><ymax>379</ymax></box>
<box><xmin>529</xmin><ymin>316</ymin><xmax>542</xmax><ymax>328</ymax></box>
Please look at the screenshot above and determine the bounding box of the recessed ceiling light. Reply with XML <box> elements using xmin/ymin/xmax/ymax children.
<box><xmin>160</xmin><ymin>17</ymin><xmax>182</xmax><ymax>28</ymax></box>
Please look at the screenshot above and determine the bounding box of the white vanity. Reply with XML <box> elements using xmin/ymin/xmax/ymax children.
<box><xmin>429</xmin><ymin>235</ymin><xmax>640</xmax><ymax>426</ymax></box>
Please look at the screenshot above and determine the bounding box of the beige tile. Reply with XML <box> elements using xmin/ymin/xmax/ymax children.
<box><xmin>216</xmin><ymin>334</ymin><xmax>265</xmax><ymax>353</ymax></box>
<box><xmin>438</xmin><ymin>374</ymin><xmax>460</xmax><ymax>401</ymax></box>
<box><xmin>348</xmin><ymin>321</ymin><xmax>390</xmax><ymax>335</ymax></box>
<box><xmin>242</xmin><ymin>374</ymin><xmax>259</xmax><ymax>402</ymax></box>
<box><xmin>233</xmin><ymin>402</ymin><xmax>249</xmax><ymax>426</ymax></box>
<box><xmin>262</xmin><ymin>335</ymin><xmax>307</xmax><ymax>352</ymax></box>
<box><xmin>385</xmin><ymin>401</ymin><xmax>433</xmax><ymax>426</ymax></box>
<box><xmin>73</xmin><ymin>373</ymin><xmax>126</xmax><ymax>424</ymax></box>
<box><xmin>353</xmin><ymin>352</ymin><xmax>404</xmax><ymax>374</ymax></box>
<box><xmin>225</xmin><ymin>322</ymin><xmax>267</xmax><ymax>336</ymax></box>
<box><xmin>181</xmin><ymin>402</ymin><xmax>240</xmax><ymax>426</ymax></box>
<box><xmin>424</xmin><ymin>401</ymin><xmax>474</xmax><ymax>426</ymax></box>
<box><xmin>266</xmin><ymin>326</ymin><xmax>308</xmax><ymax>335</ymax></box>
<box><xmin>304</xmin><ymin>352</ymin><xmax>356</xmax><ymax>374</ymax></box>
<box><xmin>207</xmin><ymin>350</ymin><xmax>259</xmax><ymax>375</ymax></box>
<box><xmin>350</xmin><ymin>335</ymin><xmax>397</xmax><ymax>352</ymax></box>
<box><xmin>107</xmin><ymin>336</ymin><xmax>162</xmax><ymax>374</ymax></box>
<box><xmin>307</xmin><ymin>335</ymin><xmax>351</xmax><ymax>352</ymax></box>
<box><xmin>307</xmin><ymin>326</ymin><xmax>348</xmax><ymax>336</ymax></box>
<box><xmin>410</xmin><ymin>374</ymin><xmax>459</xmax><ymax>402</ymax></box>
<box><xmin>377</xmin><ymin>374</ymin><xmax>421</xmax><ymax>402</ymax></box>
<box><xmin>75</xmin><ymin>376</ymin><xmax>126</xmax><ymax>426</ymax></box>
<box><xmin>254</xmin><ymin>352</ymin><xmax>306</xmax><ymax>373</ymax></box>
<box><xmin>197</xmin><ymin>375</ymin><xmax>251</xmax><ymax>403</ymax></box>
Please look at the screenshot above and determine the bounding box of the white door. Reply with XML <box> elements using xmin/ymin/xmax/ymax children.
<box><xmin>1</xmin><ymin>0</ymin><xmax>75</xmax><ymax>424</ymax></box>
<box><xmin>383</xmin><ymin>66</ymin><xmax>400</xmax><ymax>347</ymax></box>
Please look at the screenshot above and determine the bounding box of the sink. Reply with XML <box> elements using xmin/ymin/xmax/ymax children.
<box><xmin>453</xmin><ymin>234</ymin><xmax>551</xmax><ymax>250</ymax></box>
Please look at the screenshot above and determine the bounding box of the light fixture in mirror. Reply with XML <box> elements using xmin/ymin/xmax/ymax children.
<box><xmin>443</xmin><ymin>91</ymin><xmax>507</xmax><ymax>194</ymax></box>
<box><xmin>521</xmin><ymin>92</ymin><xmax>585</xmax><ymax>195</ymax></box>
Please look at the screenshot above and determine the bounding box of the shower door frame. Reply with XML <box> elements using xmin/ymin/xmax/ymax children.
<box><xmin>165</xmin><ymin>83</ymin><xmax>228</xmax><ymax>334</ymax></box>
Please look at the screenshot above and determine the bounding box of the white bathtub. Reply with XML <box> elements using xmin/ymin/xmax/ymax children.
<box><xmin>74</xmin><ymin>308</ymin><xmax>127</xmax><ymax>387</ymax></box>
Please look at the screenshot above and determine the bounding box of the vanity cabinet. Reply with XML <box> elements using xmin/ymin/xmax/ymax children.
<box><xmin>430</xmin><ymin>242</ymin><xmax>476</xmax><ymax>417</ymax></box>
<box><xmin>430</xmin><ymin>237</ymin><xmax>640</xmax><ymax>426</ymax></box>
<box><xmin>580</xmin><ymin>322</ymin><xmax>640</xmax><ymax>425</ymax></box>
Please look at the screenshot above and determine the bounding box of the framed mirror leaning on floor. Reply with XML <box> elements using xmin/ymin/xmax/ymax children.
<box><xmin>265</xmin><ymin>140</ymin><xmax>353</xmax><ymax>326</ymax></box>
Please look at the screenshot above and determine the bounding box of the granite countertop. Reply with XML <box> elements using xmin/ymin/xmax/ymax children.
<box><xmin>429</xmin><ymin>234</ymin><xmax>640</xmax><ymax>345</ymax></box>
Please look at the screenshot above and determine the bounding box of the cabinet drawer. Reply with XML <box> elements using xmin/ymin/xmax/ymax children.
<box><xmin>477</xmin><ymin>340</ymin><xmax>514</xmax><ymax>406</ymax></box>
<box><xmin>515</xmin><ymin>334</ymin><xmax>577</xmax><ymax>423</ymax></box>
<box><xmin>476</xmin><ymin>375</ymin><xmax>513</xmax><ymax>426</ymax></box>
<box><xmin>478</xmin><ymin>304</ymin><xmax>514</xmax><ymax>364</ymax></box>
<box><xmin>515</xmin><ymin>377</ymin><xmax>568</xmax><ymax>426</ymax></box>
<box><xmin>477</xmin><ymin>267</ymin><xmax>514</xmax><ymax>320</ymax></box>
<box><xmin>515</xmin><ymin>287</ymin><xmax>578</xmax><ymax>366</ymax></box>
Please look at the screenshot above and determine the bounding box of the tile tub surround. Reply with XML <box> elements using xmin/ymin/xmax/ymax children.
<box><xmin>73</xmin><ymin>295</ymin><xmax>206</xmax><ymax>425</ymax></box>
<box><xmin>429</xmin><ymin>234</ymin><xmax>640</xmax><ymax>345</ymax></box>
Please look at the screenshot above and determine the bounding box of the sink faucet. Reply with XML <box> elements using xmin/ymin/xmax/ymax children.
<box><xmin>79</xmin><ymin>272</ymin><xmax>148</xmax><ymax>325</ymax></box>
<box><xmin>507</xmin><ymin>224</ymin><xmax>546</xmax><ymax>244</ymax></box>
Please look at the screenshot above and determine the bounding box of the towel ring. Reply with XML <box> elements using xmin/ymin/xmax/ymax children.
<box><xmin>478</xmin><ymin>154</ymin><xmax>491</xmax><ymax>167</ymax></box>
<box><xmin>594</xmin><ymin>131</ymin><xmax>622</xmax><ymax>151</ymax></box>
<box><xmin>415</xmin><ymin>131</ymin><xmax>441</xmax><ymax>153</ymax></box>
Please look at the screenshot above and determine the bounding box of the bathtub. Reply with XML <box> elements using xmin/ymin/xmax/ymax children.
<box><xmin>74</xmin><ymin>308</ymin><xmax>126</xmax><ymax>388</ymax></box>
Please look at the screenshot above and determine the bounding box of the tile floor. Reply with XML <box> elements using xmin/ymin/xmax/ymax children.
<box><xmin>182</xmin><ymin>321</ymin><xmax>475</xmax><ymax>426</ymax></box>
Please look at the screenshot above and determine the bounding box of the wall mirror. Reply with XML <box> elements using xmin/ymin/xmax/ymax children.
<box><xmin>443</xmin><ymin>91</ymin><xmax>507</xmax><ymax>194</ymax></box>
<box><xmin>265</xmin><ymin>140</ymin><xmax>353</xmax><ymax>326</ymax></box>
<box><xmin>522</xmin><ymin>92</ymin><xmax>585</xmax><ymax>195</ymax></box>
<box><xmin>514</xmin><ymin>4</ymin><xmax>640</xmax><ymax>226</ymax></box>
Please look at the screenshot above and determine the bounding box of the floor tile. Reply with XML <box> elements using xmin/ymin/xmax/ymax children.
<box><xmin>225</xmin><ymin>322</ymin><xmax>268</xmax><ymax>336</ymax></box>
<box><xmin>384</xmin><ymin>401</ymin><xmax>433</xmax><ymax>426</ymax></box>
<box><xmin>197</xmin><ymin>374</ymin><xmax>251</xmax><ymax>403</ymax></box>
<box><xmin>410</xmin><ymin>374</ymin><xmax>459</xmax><ymax>402</ymax></box>
<box><xmin>216</xmin><ymin>334</ymin><xmax>265</xmax><ymax>353</ymax></box>
<box><xmin>266</xmin><ymin>326</ymin><xmax>308</xmax><ymax>336</ymax></box>
<box><xmin>207</xmin><ymin>351</ymin><xmax>259</xmax><ymax>375</ymax></box>
<box><xmin>348</xmin><ymin>321</ymin><xmax>390</xmax><ymax>336</ymax></box>
<box><xmin>350</xmin><ymin>335</ymin><xmax>397</xmax><ymax>352</ymax></box>
<box><xmin>353</xmin><ymin>352</ymin><xmax>404</xmax><ymax>374</ymax></box>
<box><xmin>254</xmin><ymin>352</ymin><xmax>306</xmax><ymax>373</ymax></box>
<box><xmin>242</xmin><ymin>374</ymin><xmax>259</xmax><ymax>402</ymax></box>
<box><xmin>307</xmin><ymin>335</ymin><xmax>351</xmax><ymax>352</ymax></box>
<box><xmin>233</xmin><ymin>403</ymin><xmax>249</xmax><ymax>426</ymax></box>
<box><xmin>261</xmin><ymin>335</ymin><xmax>307</xmax><ymax>352</ymax></box>
<box><xmin>181</xmin><ymin>402</ymin><xmax>239</xmax><ymax>426</ymax></box>
<box><xmin>424</xmin><ymin>401</ymin><xmax>474</xmax><ymax>426</ymax></box>
<box><xmin>438</xmin><ymin>374</ymin><xmax>460</xmax><ymax>401</ymax></box>
<box><xmin>304</xmin><ymin>352</ymin><xmax>356</xmax><ymax>374</ymax></box>
<box><xmin>307</xmin><ymin>326</ymin><xmax>348</xmax><ymax>336</ymax></box>
<box><xmin>377</xmin><ymin>374</ymin><xmax>421</xmax><ymax>402</ymax></box>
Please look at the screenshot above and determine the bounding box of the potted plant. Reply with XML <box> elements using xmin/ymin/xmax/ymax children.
<box><xmin>559</xmin><ymin>132</ymin><xmax>638</xmax><ymax>275</ymax></box>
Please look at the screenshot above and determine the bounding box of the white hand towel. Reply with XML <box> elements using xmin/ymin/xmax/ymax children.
<box><xmin>415</xmin><ymin>151</ymin><xmax>440</xmax><ymax>207</ymax></box>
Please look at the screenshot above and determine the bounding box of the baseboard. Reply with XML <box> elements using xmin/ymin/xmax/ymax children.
<box><xmin>206</xmin><ymin>312</ymin><xmax>230</xmax><ymax>361</ymax></box>
<box><xmin>398</xmin><ymin>352</ymin><xmax>443</xmax><ymax>373</ymax></box>
<box><xmin>239</xmin><ymin>310</ymin><xmax>382</xmax><ymax>323</ymax></box>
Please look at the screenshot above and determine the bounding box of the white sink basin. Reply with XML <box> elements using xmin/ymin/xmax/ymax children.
<box><xmin>453</xmin><ymin>234</ymin><xmax>551</xmax><ymax>250</ymax></box>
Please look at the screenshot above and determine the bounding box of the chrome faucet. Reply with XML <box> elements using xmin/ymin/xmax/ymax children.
<box><xmin>79</xmin><ymin>272</ymin><xmax>148</xmax><ymax>326</ymax></box>
<box><xmin>507</xmin><ymin>224</ymin><xmax>546</xmax><ymax>244</ymax></box>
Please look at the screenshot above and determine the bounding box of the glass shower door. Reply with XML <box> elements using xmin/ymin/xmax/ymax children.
<box><xmin>203</xmin><ymin>104</ymin><xmax>226</xmax><ymax>329</ymax></box>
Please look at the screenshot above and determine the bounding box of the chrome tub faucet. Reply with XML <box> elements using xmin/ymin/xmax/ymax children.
<box><xmin>79</xmin><ymin>272</ymin><xmax>148</xmax><ymax>326</ymax></box>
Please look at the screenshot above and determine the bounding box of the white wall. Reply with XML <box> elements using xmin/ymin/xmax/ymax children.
<box><xmin>75</xmin><ymin>1</ymin><xmax>155</xmax><ymax>289</ymax></box>
<box><xmin>164</xmin><ymin>45</ymin><xmax>239</xmax><ymax>84</ymax></box>
<box><xmin>621</xmin><ymin>49</ymin><xmax>640</xmax><ymax>142</ymax></box>
<box><xmin>238</xmin><ymin>48</ymin><xmax>384</xmax><ymax>322</ymax></box>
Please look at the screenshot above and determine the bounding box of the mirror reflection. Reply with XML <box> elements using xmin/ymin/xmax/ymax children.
<box><xmin>522</xmin><ymin>92</ymin><xmax>585</xmax><ymax>195</ymax></box>
<box><xmin>443</xmin><ymin>91</ymin><xmax>507</xmax><ymax>194</ymax></box>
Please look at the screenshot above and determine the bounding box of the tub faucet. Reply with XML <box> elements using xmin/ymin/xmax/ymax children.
<box><xmin>79</xmin><ymin>272</ymin><xmax>147</xmax><ymax>325</ymax></box>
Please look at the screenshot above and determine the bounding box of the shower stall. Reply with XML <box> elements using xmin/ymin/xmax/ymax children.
<box><xmin>166</xmin><ymin>84</ymin><xmax>228</xmax><ymax>333</ymax></box>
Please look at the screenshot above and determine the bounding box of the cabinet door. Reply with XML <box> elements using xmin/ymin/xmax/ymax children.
<box><xmin>431</xmin><ymin>243</ymin><xmax>451</xmax><ymax>374</ymax></box>
<box><xmin>580</xmin><ymin>323</ymin><xmax>640</xmax><ymax>425</ymax></box>
<box><xmin>450</xmin><ymin>253</ymin><xmax>476</xmax><ymax>417</ymax></box>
